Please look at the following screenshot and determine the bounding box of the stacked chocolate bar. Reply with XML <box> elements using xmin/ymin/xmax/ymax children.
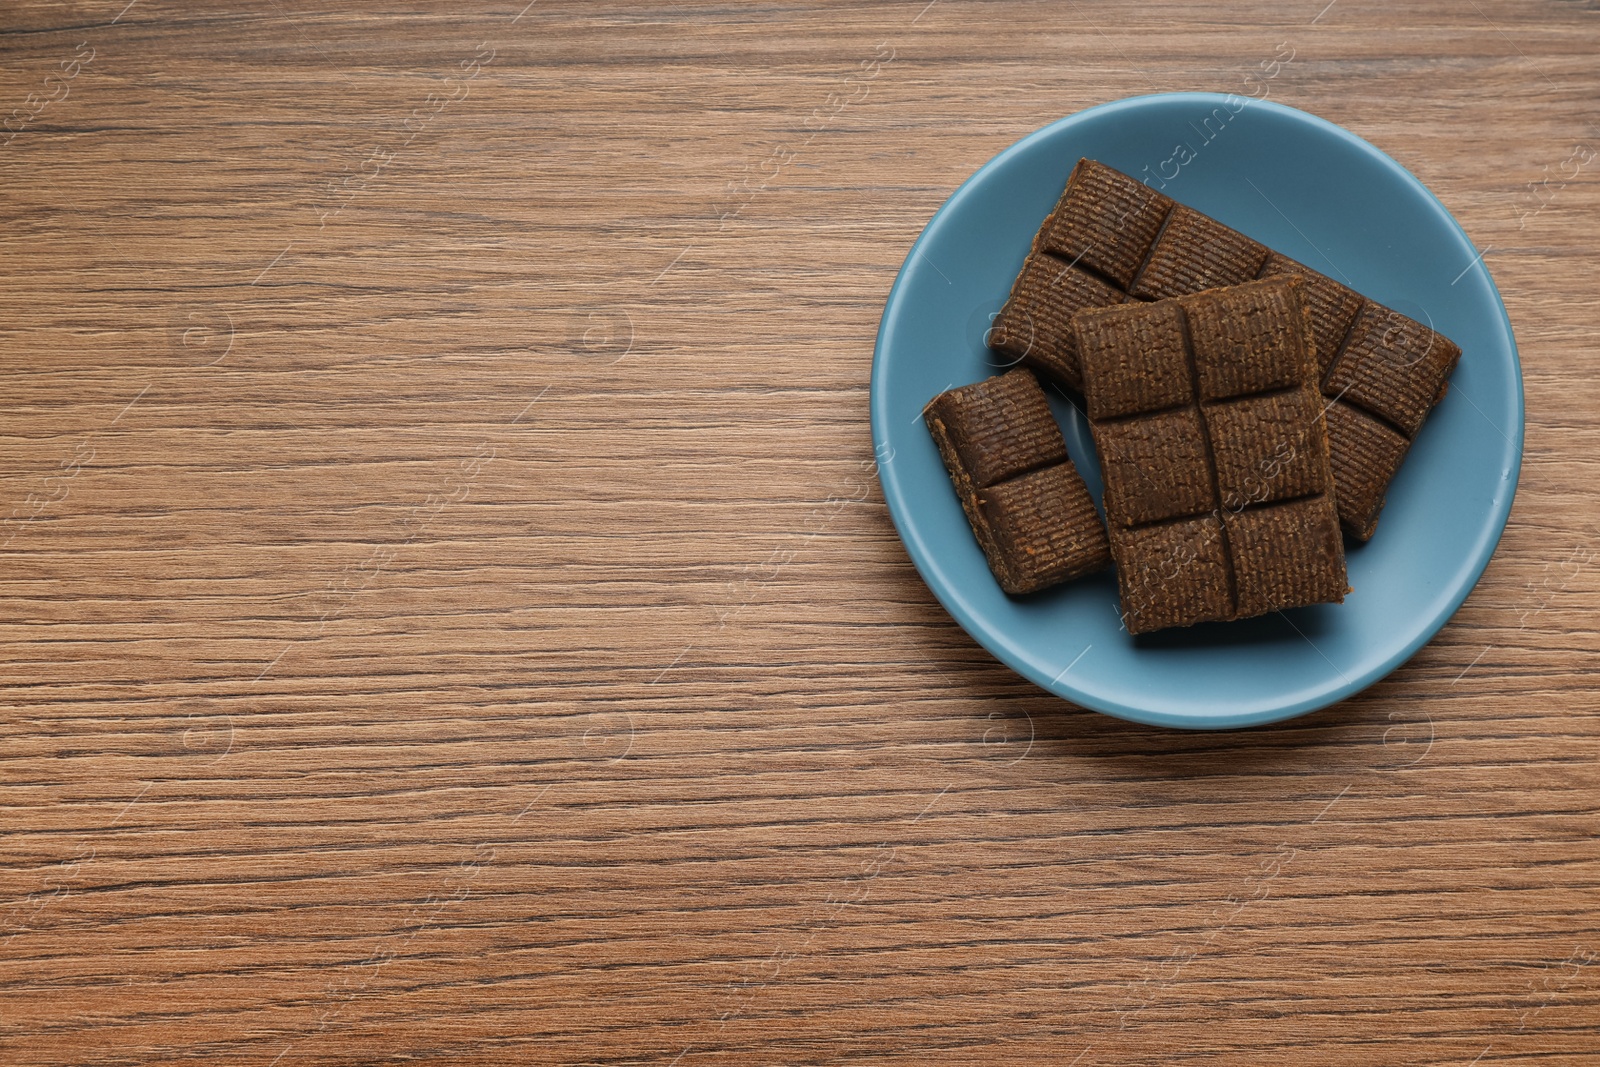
<box><xmin>988</xmin><ymin>159</ymin><xmax>1459</xmax><ymax>540</ymax></box>
<box><xmin>1076</xmin><ymin>276</ymin><xmax>1344</xmax><ymax>634</ymax></box>
<box><xmin>922</xmin><ymin>158</ymin><xmax>1458</xmax><ymax>634</ymax></box>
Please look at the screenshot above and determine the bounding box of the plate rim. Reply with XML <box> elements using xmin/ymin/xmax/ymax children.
<box><xmin>869</xmin><ymin>91</ymin><xmax>1525</xmax><ymax>730</ymax></box>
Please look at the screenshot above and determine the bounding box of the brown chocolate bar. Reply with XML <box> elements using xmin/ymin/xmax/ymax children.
<box><xmin>1074</xmin><ymin>276</ymin><xmax>1347</xmax><ymax>634</ymax></box>
<box><xmin>923</xmin><ymin>369</ymin><xmax>1111</xmax><ymax>594</ymax></box>
<box><xmin>992</xmin><ymin>158</ymin><xmax>1461</xmax><ymax>540</ymax></box>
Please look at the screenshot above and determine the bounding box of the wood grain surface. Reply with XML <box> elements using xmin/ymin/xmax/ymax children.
<box><xmin>2</xmin><ymin>1</ymin><xmax>1598</xmax><ymax>1063</ymax></box>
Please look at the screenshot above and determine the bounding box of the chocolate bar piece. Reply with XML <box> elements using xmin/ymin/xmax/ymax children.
<box><xmin>1074</xmin><ymin>276</ymin><xmax>1347</xmax><ymax>634</ymax></box>
<box><xmin>992</xmin><ymin>158</ymin><xmax>1461</xmax><ymax>540</ymax></box>
<box><xmin>924</xmin><ymin>369</ymin><xmax>1111</xmax><ymax>594</ymax></box>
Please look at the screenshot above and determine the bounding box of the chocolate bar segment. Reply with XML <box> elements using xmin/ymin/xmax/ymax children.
<box><xmin>1072</xmin><ymin>297</ymin><xmax>1192</xmax><ymax>420</ymax></box>
<box><xmin>1131</xmin><ymin>205</ymin><xmax>1268</xmax><ymax>302</ymax></box>
<box><xmin>1112</xmin><ymin>516</ymin><xmax>1234</xmax><ymax>635</ymax></box>
<box><xmin>981</xmin><ymin>464</ymin><xmax>1113</xmax><ymax>594</ymax></box>
<box><xmin>1037</xmin><ymin>158</ymin><xmax>1172</xmax><ymax>288</ymax></box>
<box><xmin>1182</xmin><ymin>274</ymin><xmax>1315</xmax><ymax>401</ymax></box>
<box><xmin>989</xmin><ymin>252</ymin><xmax>1124</xmax><ymax>390</ymax></box>
<box><xmin>1093</xmin><ymin>409</ymin><xmax>1215</xmax><ymax>528</ymax></box>
<box><xmin>1324</xmin><ymin>303</ymin><xmax>1462</xmax><ymax>437</ymax></box>
<box><xmin>1323</xmin><ymin>400</ymin><xmax>1410</xmax><ymax>541</ymax></box>
<box><xmin>924</xmin><ymin>369</ymin><xmax>1111</xmax><ymax>595</ymax></box>
<box><xmin>1205</xmin><ymin>388</ymin><xmax>1329</xmax><ymax>511</ymax></box>
<box><xmin>923</xmin><ymin>365</ymin><xmax>1066</xmax><ymax>493</ymax></box>
<box><xmin>1075</xmin><ymin>276</ymin><xmax>1346</xmax><ymax>634</ymax></box>
<box><xmin>992</xmin><ymin>158</ymin><xmax>1460</xmax><ymax>540</ymax></box>
<box><xmin>1225</xmin><ymin>496</ymin><xmax>1348</xmax><ymax>618</ymax></box>
<box><xmin>1257</xmin><ymin>252</ymin><xmax>1364</xmax><ymax>375</ymax></box>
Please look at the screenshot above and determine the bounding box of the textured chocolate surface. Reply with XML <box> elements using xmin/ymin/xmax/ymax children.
<box><xmin>1323</xmin><ymin>400</ymin><xmax>1410</xmax><ymax>541</ymax></box>
<box><xmin>1075</xmin><ymin>276</ymin><xmax>1347</xmax><ymax>634</ymax></box>
<box><xmin>992</xmin><ymin>157</ymin><xmax>1461</xmax><ymax>540</ymax></box>
<box><xmin>1257</xmin><ymin>251</ymin><xmax>1364</xmax><ymax>375</ymax></box>
<box><xmin>1324</xmin><ymin>303</ymin><xmax>1461</xmax><ymax>437</ymax></box>
<box><xmin>1113</xmin><ymin>516</ymin><xmax>1234</xmax><ymax>634</ymax></box>
<box><xmin>923</xmin><ymin>364</ymin><xmax>1066</xmax><ymax>493</ymax></box>
<box><xmin>1130</xmin><ymin>205</ymin><xmax>1268</xmax><ymax>302</ymax></box>
<box><xmin>923</xmin><ymin>369</ymin><xmax>1111</xmax><ymax>595</ymax></box>
<box><xmin>988</xmin><ymin>252</ymin><xmax>1123</xmax><ymax>390</ymax></box>
<box><xmin>1228</xmin><ymin>496</ymin><xmax>1349</xmax><ymax>619</ymax></box>
<box><xmin>1036</xmin><ymin>159</ymin><xmax>1169</xmax><ymax>287</ymax></box>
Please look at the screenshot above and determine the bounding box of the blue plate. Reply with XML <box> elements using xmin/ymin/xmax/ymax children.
<box><xmin>871</xmin><ymin>93</ymin><xmax>1522</xmax><ymax>730</ymax></box>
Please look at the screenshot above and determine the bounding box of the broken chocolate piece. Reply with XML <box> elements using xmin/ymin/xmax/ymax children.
<box><xmin>924</xmin><ymin>369</ymin><xmax>1111</xmax><ymax>594</ymax></box>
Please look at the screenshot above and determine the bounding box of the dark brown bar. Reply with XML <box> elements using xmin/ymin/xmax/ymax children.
<box><xmin>1074</xmin><ymin>276</ymin><xmax>1347</xmax><ymax>634</ymax></box>
<box><xmin>923</xmin><ymin>369</ymin><xmax>1111</xmax><ymax>595</ymax></box>
<box><xmin>991</xmin><ymin>158</ymin><xmax>1461</xmax><ymax>541</ymax></box>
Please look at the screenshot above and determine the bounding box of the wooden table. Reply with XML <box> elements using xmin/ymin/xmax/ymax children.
<box><xmin>3</xmin><ymin>1</ymin><xmax>1597</xmax><ymax>1063</ymax></box>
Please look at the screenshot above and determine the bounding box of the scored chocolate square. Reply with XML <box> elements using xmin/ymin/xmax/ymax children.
<box><xmin>1113</xmin><ymin>516</ymin><xmax>1233</xmax><ymax>634</ymax></box>
<box><xmin>987</xmin><ymin>251</ymin><xmax>1124</xmax><ymax>389</ymax></box>
<box><xmin>1074</xmin><ymin>276</ymin><xmax>1347</xmax><ymax>635</ymax></box>
<box><xmin>923</xmin><ymin>368</ymin><xmax>1111</xmax><ymax>595</ymax></box>
<box><xmin>1227</xmin><ymin>496</ymin><xmax>1348</xmax><ymax>620</ymax></box>
<box><xmin>991</xmin><ymin>157</ymin><xmax>1461</xmax><ymax>541</ymax></box>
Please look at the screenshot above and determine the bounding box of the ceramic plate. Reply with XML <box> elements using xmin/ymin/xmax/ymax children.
<box><xmin>871</xmin><ymin>93</ymin><xmax>1522</xmax><ymax>729</ymax></box>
